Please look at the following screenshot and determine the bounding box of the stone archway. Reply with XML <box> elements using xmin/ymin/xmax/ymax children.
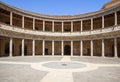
<box><xmin>64</xmin><ymin>45</ymin><xmax>71</xmax><ymax>55</ymax></box>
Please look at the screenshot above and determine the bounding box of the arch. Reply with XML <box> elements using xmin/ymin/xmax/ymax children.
<box><xmin>64</xmin><ymin>45</ymin><xmax>71</xmax><ymax>55</ymax></box>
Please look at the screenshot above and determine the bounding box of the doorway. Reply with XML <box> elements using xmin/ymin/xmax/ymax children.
<box><xmin>64</xmin><ymin>45</ymin><xmax>71</xmax><ymax>55</ymax></box>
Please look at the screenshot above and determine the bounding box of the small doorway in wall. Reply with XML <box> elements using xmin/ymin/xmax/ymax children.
<box><xmin>64</xmin><ymin>45</ymin><xmax>71</xmax><ymax>55</ymax></box>
<box><xmin>45</xmin><ymin>48</ymin><xmax>48</xmax><ymax>55</ymax></box>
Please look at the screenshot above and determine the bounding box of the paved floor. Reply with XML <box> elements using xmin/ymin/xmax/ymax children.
<box><xmin>0</xmin><ymin>56</ymin><xmax>120</xmax><ymax>82</ymax></box>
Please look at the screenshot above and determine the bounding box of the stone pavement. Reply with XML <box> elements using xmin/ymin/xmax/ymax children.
<box><xmin>0</xmin><ymin>56</ymin><xmax>120</xmax><ymax>82</ymax></box>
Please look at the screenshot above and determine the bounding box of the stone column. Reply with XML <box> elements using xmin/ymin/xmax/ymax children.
<box><xmin>22</xmin><ymin>39</ymin><xmax>24</xmax><ymax>56</ymax></box>
<box><xmin>9</xmin><ymin>38</ymin><xmax>13</xmax><ymax>57</ymax></box>
<box><xmin>43</xmin><ymin>21</ymin><xmax>45</xmax><ymax>31</ymax></box>
<box><xmin>22</xmin><ymin>16</ymin><xmax>24</xmax><ymax>29</ymax></box>
<box><xmin>42</xmin><ymin>40</ymin><xmax>45</xmax><ymax>56</ymax></box>
<box><xmin>52</xmin><ymin>21</ymin><xmax>54</xmax><ymax>32</ymax></box>
<box><xmin>52</xmin><ymin>40</ymin><xmax>54</xmax><ymax>56</ymax></box>
<box><xmin>81</xmin><ymin>20</ymin><xmax>83</xmax><ymax>32</ymax></box>
<box><xmin>80</xmin><ymin>40</ymin><xmax>83</xmax><ymax>56</ymax></box>
<box><xmin>102</xmin><ymin>39</ymin><xmax>105</xmax><ymax>57</ymax></box>
<box><xmin>33</xmin><ymin>18</ymin><xmax>35</xmax><ymax>30</ymax></box>
<box><xmin>91</xmin><ymin>40</ymin><xmax>93</xmax><ymax>56</ymax></box>
<box><xmin>71</xmin><ymin>21</ymin><xmax>73</xmax><ymax>32</ymax></box>
<box><xmin>62</xmin><ymin>21</ymin><xmax>64</xmax><ymax>32</ymax></box>
<box><xmin>102</xmin><ymin>16</ymin><xmax>104</xmax><ymax>28</ymax></box>
<box><xmin>114</xmin><ymin>38</ymin><xmax>118</xmax><ymax>58</ymax></box>
<box><xmin>32</xmin><ymin>40</ymin><xmax>35</xmax><ymax>56</ymax></box>
<box><xmin>91</xmin><ymin>18</ymin><xmax>93</xmax><ymax>30</ymax></box>
<box><xmin>71</xmin><ymin>41</ymin><xmax>73</xmax><ymax>56</ymax></box>
<box><xmin>61</xmin><ymin>40</ymin><xmax>64</xmax><ymax>56</ymax></box>
<box><xmin>10</xmin><ymin>12</ymin><xmax>12</xmax><ymax>26</ymax></box>
<box><xmin>115</xmin><ymin>12</ymin><xmax>117</xmax><ymax>25</ymax></box>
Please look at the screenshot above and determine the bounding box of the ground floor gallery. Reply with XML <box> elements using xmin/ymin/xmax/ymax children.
<box><xmin>0</xmin><ymin>36</ymin><xmax>120</xmax><ymax>58</ymax></box>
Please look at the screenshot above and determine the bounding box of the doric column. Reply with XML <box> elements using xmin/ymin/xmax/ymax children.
<box><xmin>10</xmin><ymin>12</ymin><xmax>12</xmax><ymax>25</ymax></box>
<box><xmin>52</xmin><ymin>21</ymin><xmax>54</xmax><ymax>32</ymax></box>
<box><xmin>91</xmin><ymin>40</ymin><xmax>93</xmax><ymax>56</ymax></box>
<box><xmin>43</xmin><ymin>21</ymin><xmax>45</xmax><ymax>31</ymax></box>
<box><xmin>32</xmin><ymin>40</ymin><xmax>35</xmax><ymax>56</ymax></box>
<box><xmin>114</xmin><ymin>38</ymin><xmax>118</xmax><ymax>58</ymax></box>
<box><xmin>42</xmin><ymin>40</ymin><xmax>45</xmax><ymax>56</ymax></box>
<box><xmin>62</xmin><ymin>21</ymin><xmax>64</xmax><ymax>32</ymax></box>
<box><xmin>9</xmin><ymin>38</ymin><xmax>13</xmax><ymax>57</ymax></box>
<box><xmin>80</xmin><ymin>40</ymin><xmax>83</xmax><ymax>56</ymax></box>
<box><xmin>22</xmin><ymin>16</ymin><xmax>24</xmax><ymax>29</ymax></box>
<box><xmin>81</xmin><ymin>20</ymin><xmax>83</xmax><ymax>32</ymax></box>
<box><xmin>71</xmin><ymin>41</ymin><xmax>73</xmax><ymax>56</ymax></box>
<box><xmin>91</xmin><ymin>18</ymin><xmax>93</xmax><ymax>30</ymax></box>
<box><xmin>61</xmin><ymin>40</ymin><xmax>64</xmax><ymax>56</ymax></box>
<box><xmin>33</xmin><ymin>18</ymin><xmax>35</xmax><ymax>30</ymax></box>
<box><xmin>102</xmin><ymin>39</ymin><xmax>105</xmax><ymax>57</ymax></box>
<box><xmin>102</xmin><ymin>16</ymin><xmax>104</xmax><ymax>28</ymax></box>
<box><xmin>71</xmin><ymin>21</ymin><xmax>73</xmax><ymax>32</ymax></box>
<box><xmin>22</xmin><ymin>39</ymin><xmax>24</xmax><ymax>56</ymax></box>
<box><xmin>115</xmin><ymin>12</ymin><xmax>117</xmax><ymax>25</ymax></box>
<box><xmin>52</xmin><ymin>40</ymin><xmax>54</xmax><ymax>56</ymax></box>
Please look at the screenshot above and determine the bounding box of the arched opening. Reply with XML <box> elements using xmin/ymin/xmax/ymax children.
<box><xmin>64</xmin><ymin>45</ymin><xmax>71</xmax><ymax>55</ymax></box>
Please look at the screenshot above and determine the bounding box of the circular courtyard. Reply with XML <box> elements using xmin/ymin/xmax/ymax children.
<box><xmin>0</xmin><ymin>56</ymin><xmax>120</xmax><ymax>82</ymax></box>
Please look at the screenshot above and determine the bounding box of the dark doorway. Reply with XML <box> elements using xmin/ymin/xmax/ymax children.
<box><xmin>64</xmin><ymin>45</ymin><xmax>71</xmax><ymax>55</ymax></box>
<box><xmin>45</xmin><ymin>48</ymin><xmax>48</xmax><ymax>55</ymax></box>
<box><xmin>5</xmin><ymin>43</ymin><xmax>9</xmax><ymax>56</ymax></box>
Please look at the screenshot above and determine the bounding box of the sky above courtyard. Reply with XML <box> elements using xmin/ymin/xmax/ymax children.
<box><xmin>0</xmin><ymin>0</ymin><xmax>111</xmax><ymax>15</ymax></box>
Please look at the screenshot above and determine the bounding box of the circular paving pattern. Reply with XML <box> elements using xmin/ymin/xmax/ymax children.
<box><xmin>42</xmin><ymin>62</ymin><xmax>86</xmax><ymax>69</ymax></box>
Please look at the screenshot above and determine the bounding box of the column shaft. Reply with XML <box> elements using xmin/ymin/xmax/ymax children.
<box><xmin>91</xmin><ymin>40</ymin><xmax>93</xmax><ymax>56</ymax></box>
<box><xmin>10</xmin><ymin>12</ymin><xmax>12</xmax><ymax>25</ymax></box>
<box><xmin>33</xmin><ymin>18</ymin><xmax>35</xmax><ymax>30</ymax></box>
<box><xmin>91</xmin><ymin>18</ymin><xmax>93</xmax><ymax>30</ymax></box>
<box><xmin>102</xmin><ymin>39</ymin><xmax>105</xmax><ymax>57</ymax></box>
<box><xmin>52</xmin><ymin>21</ymin><xmax>54</xmax><ymax>32</ymax></box>
<box><xmin>22</xmin><ymin>39</ymin><xmax>24</xmax><ymax>56</ymax></box>
<box><xmin>102</xmin><ymin>16</ymin><xmax>104</xmax><ymax>28</ymax></box>
<box><xmin>22</xmin><ymin>16</ymin><xmax>24</xmax><ymax>28</ymax></box>
<box><xmin>9</xmin><ymin>38</ymin><xmax>13</xmax><ymax>57</ymax></box>
<box><xmin>62</xmin><ymin>22</ymin><xmax>64</xmax><ymax>32</ymax></box>
<box><xmin>71</xmin><ymin>41</ymin><xmax>73</xmax><ymax>56</ymax></box>
<box><xmin>42</xmin><ymin>40</ymin><xmax>45</xmax><ymax>56</ymax></box>
<box><xmin>32</xmin><ymin>40</ymin><xmax>35</xmax><ymax>56</ymax></box>
<box><xmin>81</xmin><ymin>20</ymin><xmax>83</xmax><ymax>32</ymax></box>
<box><xmin>115</xmin><ymin>12</ymin><xmax>117</xmax><ymax>25</ymax></box>
<box><xmin>71</xmin><ymin>21</ymin><xmax>73</xmax><ymax>32</ymax></box>
<box><xmin>52</xmin><ymin>40</ymin><xmax>54</xmax><ymax>56</ymax></box>
<box><xmin>114</xmin><ymin>38</ymin><xmax>118</xmax><ymax>57</ymax></box>
<box><xmin>43</xmin><ymin>21</ymin><xmax>45</xmax><ymax>31</ymax></box>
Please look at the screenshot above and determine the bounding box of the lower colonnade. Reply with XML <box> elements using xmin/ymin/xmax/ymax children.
<box><xmin>0</xmin><ymin>37</ymin><xmax>120</xmax><ymax>58</ymax></box>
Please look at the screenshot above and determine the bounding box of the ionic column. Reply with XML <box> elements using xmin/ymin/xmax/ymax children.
<box><xmin>71</xmin><ymin>41</ymin><xmax>73</xmax><ymax>56</ymax></box>
<box><xmin>10</xmin><ymin>12</ymin><xmax>12</xmax><ymax>25</ymax></box>
<box><xmin>32</xmin><ymin>40</ymin><xmax>35</xmax><ymax>56</ymax></box>
<box><xmin>52</xmin><ymin>21</ymin><xmax>54</xmax><ymax>32</ymax></box>
<box><xmin>22</xmin><ymin>39</ymin><xmax>24</xmax><ymax>56</ymax></box>
<box><xmin>115</xmin><ymin>12</ymin><xmax>117</xmax><ymax>25</ymax></box>
<box><xmin>22</xmin><ymin>16</ymin><xmax>24</xmax><ymax>29</ymax></box>
<box><xmin>62</xmin><ymin>21</ymin><xmax>64</xmax><ymax>32</ymax></box>
<box><xmin>102</xmin><ymin>39</ymin><xmax>105</xmax><ymax>57</ymax></box>
<box><xmin>80</xmin><ymin>40</ymin><xmax>83</xmax><ymax>56</ymax></box>
<box><xmin>61</xmin><ymin>40</ymin><xmax>64</xmax><ymax>56</ymax></box>
<box><xmin>9</xmin><ymin>38</ymin><xmax>13</xmax><ymax>57</ymax></box>
<box><xmin>42</xmin><ymin>40</ymin><xmax>45</xmax><ymax>56</ymax></box>
<box><xmin>91</xmin><ymin>18</ymin><xmax>93</xmax><ymax>30</ymax></box>
<box><xmin>114</xmin><ymin>38</ymin><xmax>118</xmax><ymax>58</ymax></box>
<box><xmin>91</xmin><ymin>40</ymin><xmax>93</xmax><ymax>56</ymax></box>
<box><xmin>81</xmin><ymin>20</ymin><xmax>83</xmax><ymax>32</ymax></box>
<box><xmin>43</xmin><ymin>21</ymin><xmax>45</xmax><ymax>31</ymax></box>
<box><xmin>102</xmin><ymin>16</ymin><xmax>104</xmax><ymax>28</ymax></box>
<box><xmin>33</xmin><ymin>18</ymin><xmax>35</xmax><ymax>30</ymax></box>
<box><xmin>71</xmin><ymin>21</ymin><xmax>73</xmax><ymax>32</ymax></box>
<box><xmin>52</xmin><ymin>40</ymin><xmax>54</xmax><ymax>56</ymax></box>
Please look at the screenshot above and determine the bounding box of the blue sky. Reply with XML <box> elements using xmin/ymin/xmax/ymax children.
<box><xmin>0</xmin><ymin>0</ymin><xmax>111</xmax><ymax>15</ymax></box>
